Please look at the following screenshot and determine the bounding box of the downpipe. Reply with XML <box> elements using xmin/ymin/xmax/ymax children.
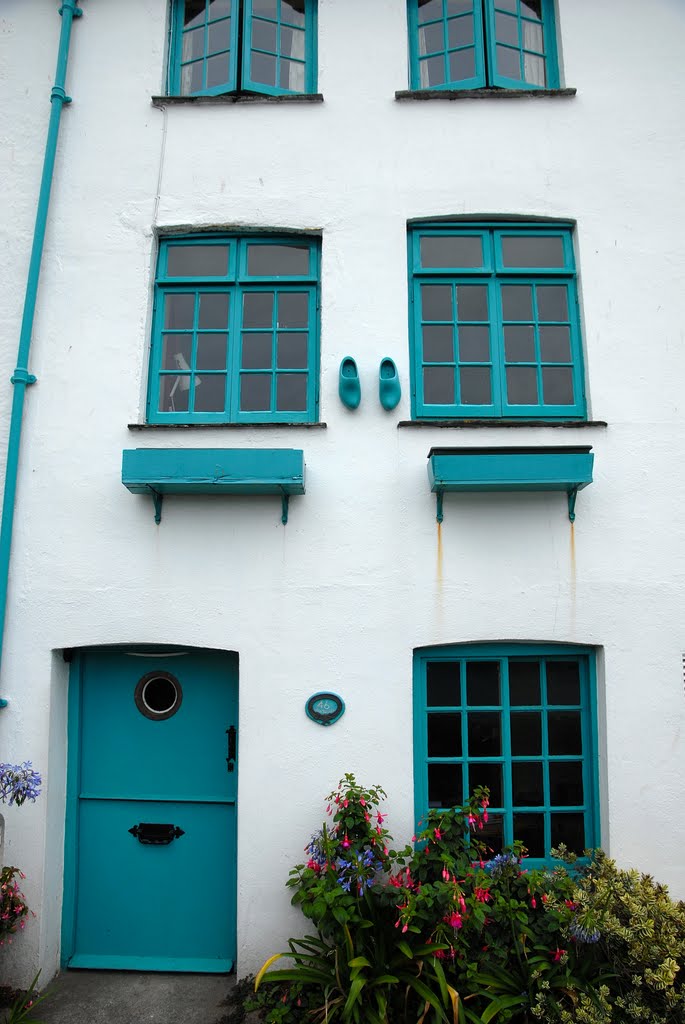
<box><xmin>0</xmin><ymin>1</ymin><xmax>82</xmax><ymax>694</ymax></box>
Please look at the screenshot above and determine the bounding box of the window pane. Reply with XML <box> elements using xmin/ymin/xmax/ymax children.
<box><xmin>160</xmin><ymin>376</ymin><xmax>189</xmax><ymax>413</ymax></box>
<box><xmin>514</xmin><ymin>814</ymin><xmax>545</xmax><ymax>857</ymax></box>
<box><xmin>523</xmin><ymin>54</ymin><xmax>546</xmax><ymax>86</ymax></box>
<box><xmin>423</xmin><ymin>325</ymin><xmax>454</xmax><ymax>362</ymax></box>
<box><xmin>278</xmin><ymin>292</ymin><xmax>309</xmax><ymax>327</ymax></box>
<box><xmin>241</xmin><ymin>333</ymin><xmax>272</xmax><ymax>369</ymax></box>
<box><xmin>196</xmin><ymin>333</ymin><xmax>228</xmax><ymax>370</ymax></box>
<box><xmin>194</xmin><ymin>374</ymin><xmax>226</xmax><ymax>412</ymax></box>
<box><xmin>509</xmin><ymin>662</ymin><xmax>540</xmax><ymax>705</ymax></box>
<box><xmin>424</xmin><ymin>367</ymin><xmax>455</xmax><ymax>404</ymax></box>
<box><xmin>282</xmin><ymin>0</ymin><xmax>305</xmax><ymax>27</ymax></box>
<box><xmin>449</xmin><ymin>48</ymin><xmax>475</xmax><ymax>81</ymax></box>
<box><xmin>506</xmin><ymin>366</ymin><xmax>538</xmax><ymax>404</ymax></box>
<box><xmin>164</xmin><ymin>293</ymin><xmax>195</xmax><ymax>329</ymax></box>
<box><xmin>209</xmin><ymin>0</ymin><xmax>232</xmax><ymax>16</ymax></box>
<box><xmin>548</xmin><ymin>712</ymin><xmax>582</xmax><ymax>755</ymax></box>
<box><xmin>422</xmin><ymin>285</ymin><xmax>453</xmax><ymax>321</ymax></box>
<box><xmin>419</xmin><ymin>22</ymin><xmax>445</xmax><ymax>56</ymax></box>
<box><xmin>479</xmin><ymin>813</ymin><xmax>504</xmax><ymax>853</ymax></box>
<box><xmin>537</xmin><ymin>286</ymin><xmax>568</xmax><ymax>322</ymax></box>
<box><xmin>428</xmin><ymin>713</ymin><xmax>462</xmax><ymax>756</ymax></box>
<box><xmin>252</xmin><ymin>18</ymin><xmax>278</xmax><ymax>51</ymax></box>
<box><xmin>539</xmin><ymin>326</ymin><xmax>571</xmax><ymax>363</ymax></box>
<box><xmin>276</xmin><ymin>373</ymin><xmax>307</xmax><ymax>411</ymax></box>
<box><xmin>466</xmin><ymin>661</ymin><xmax>500</xmax><ymax>705</ymax></box>
<box><xmin>423</xmin><ymin>55</ymin><xmax>447</xmax><ymax>86</ymax></box>
<box><xmin>427</xmin><ymin>662</ymin><xmax>460</xmax><ymax>706</ymax></box>
<box><xmin>497</xmin><ymin>45</ymin><xmax>521</xmax><ymax>79</ymax></box>
<box><xmin>252</xmin><ymin>0</ymin><xmax>278</xmax><ymax>15</ymax></box>
<box><xmin>447</xmin><ymin>15</ymin><xmax>474</xmax><ymax>48</ymax></box>
<box><xmin>206</xmin><ymin>52</ymin><xmax>230</xmax><ymax>87</ymax></box>
<box><xmin>523</xmin><ymin>21</ymin><xmax>544</xmax><ymax>51</ymax></box>
<box><xmin>468</xmin><ymin>762</ymin><xmax>502</xmax><ymax>806</ymax></box>
<box><xmin>167</xmin><ymin>244</ymin><xmax>229</xmax><ymax>277</ymax></box>
<box><xmin>501</xmin><ymin>236</ymin><xmax>566</xmax><ymax>268</ymax></box>
<box><xmin>467</xmin><ymin>713</ymin><xmax>501</xmax><ymax>757</ymax></box>
<box><xmin>162</xmin><ymin>335</ymin><xmax>192</xmax><ymax>374</ymax></box>
<box><xmin>184</xmin><ymin>0</ymin><xmax>206</xmax><ymax>29</ymax></box>
<box><xmin>504</xmin><ymin>325</ymin><xmax>536</xmax><ymax>362</ymax></box>
<box><xmin>198</xmin><ymin>292</ymin><xmax>229</xmax><ymax>329</ymax></box>
<box><xmin>501</xmin><ymin>285</ymin><xmax>532</xmax><ymax>320</ymax></box>
<box><xmin>243</xmin><ymin>292</ymin><xmax>274</xmax><ymax>328</ymax></box>
<box><xmin>495</xmin><ymin>12</ymin><xmax>519</xmax><ymax>45</ymax></box>
<box><xmin>512</xmin><ymin>762</ymin><xmax>543</xmax><ymax>805</ymax></box>
<box><xmin>420</xmin><ymin>235</ymin><xmax>483</xmax><ymax>269</ymax></box>
<box><xmin>549</xmin><ymin>762</ymin><xmax>584</xmax><ymax>806</ymax></box>
<box><xmin>428</xmin><ymin>763</ymin><xmax>462</xmax><ymax>808</ymax></box>
<box><xmin>182</xmin><ymin>26</ymin><xmax>205</xmax><ymax>62</ymax></box>
<box><xmin>459</xmin><ymin>326</ymin><xmax>490</xmax><ymax>361</ymax></box>
<box><xmin>240</xmin><ymin>374</ymin><xmax>272</xmax><ymax>411</ymax></box>
<box><xmin>460</xmin><ymin>367</ymin><xmax>491</xmax><ymax>404</ymax></box>
<box><xmin>277</xmin><ymin>333</ymin><xmax>308</xmax><ymax>368</ymax></box>
<box><xmin>182</xmin><ymin>61</ymin><xmax>205</xmax><ymax>94</ymax></box>
<box><xmin>542</xmin><ymin>367</ymin><xmax>574</xmax><ymax>405</ymax></box>
<box><xmin>456</xmin><ymin>285</ymin><xmax>488</xmax><ymax>321</ymax></box>
<box><xmin>251</xmin><ymin>51</ymin><xmax>277</xmax><ymax>86</ymax></box>
<box><xmin>551</xmin><ymin>813</ymin><xmax>585</xmax><ymax>853</ymax></box>
<box><xmin>247</xmin><ymin>244</ymin><xmax>309</xmax><ymax>277</ymax></box>
<box><xmin>521</xmin><ymin>1</ymin><xmax>542</xmax><ymax>19</ymax></box>
<box><xmin>547</xmin><ymin>662</ymin><xmax>581</xmax><ymax>705</ymax></box>
<box><xmin>418</xmin><ymin>0</ymin><xmax>445</xmax><ymax>24</ymax></box>
<box><xmin>511</xmin><ymin>712</ymin><xmax>541</xmax><ymax>755</ymax></box>
<box><xmin>207</xmin><ymin>19</ymin><xmax>231</xmax><ymax>53</ymax></box>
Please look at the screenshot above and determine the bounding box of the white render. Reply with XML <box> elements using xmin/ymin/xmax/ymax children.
<box><xmin>0</xmin><ymin>0</ymin><xmax>684</xmax><ymax>986</ymax></box>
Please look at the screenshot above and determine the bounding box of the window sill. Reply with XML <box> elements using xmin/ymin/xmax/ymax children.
<box><xmin>398</xmin><ymin>419</ymin><xmax>606</xmax><ymax>428</ymax></box>
<box><xmin>152</xmin><ymin>93</ymin><xmax>324</xmax><ymax>107</ymax></box>
<box><xmin>128</xmin><ymin>422</ymin><xmax>327</xmax><ymax>430</ymax></box>
<box><xmin>395</xmin><ymin>87</ymin><xmax>576</xmax><ymax>101</ymax></box>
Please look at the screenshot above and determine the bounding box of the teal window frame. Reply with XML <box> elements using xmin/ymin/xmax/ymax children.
<box><xmin>413</xmin><ymin>644</ymin><xmax>601</xmax><ymax>867</ymax></box>
<box><xmin>169</xmin><ymin>0</ymin><xmax>317</xmax><ymax>98</ymax></box>
<box><xmin>409</xmin><ymin>221</ymin><xmax>586</xmax><ymax>420</ymax></box>
<box><xmin>147</xmin><ymin>234</ymin><xmax>320</xmax><ymax>424</ymax></box>
<box><xmin>407</xmin><ymin>1</ymin><xmax>559</xmax><ymax>92</ymax></box>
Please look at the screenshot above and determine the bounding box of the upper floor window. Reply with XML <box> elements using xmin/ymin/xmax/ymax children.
<box><xmin>413</xmin><ymin>645</ymin><xmax>600</xmax><ymax>865</ymax></box>
<box><xmin>170</xmin><ymin>0</ymin><xmax>317</xmax><ymax>97</ymax></box>
<box><xmin>408</xmin><ymin>0</ymin><xmax>559</xmax><ymax>91</ymax></box>
<box><xmin>409</xmin><ymin>222</ymin><xmax>586</xmax><ymax>420</ymax></box>
<box><xmin>148</xmin><ymin>235</ymin><xmax>320</xmax><ymax>424</ymax></box>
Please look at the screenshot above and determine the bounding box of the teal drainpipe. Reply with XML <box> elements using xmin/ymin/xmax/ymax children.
<box><xmin>0</xmin><ymin>0</ymin><xmax>82</xmax><ymax>700</ymax></box>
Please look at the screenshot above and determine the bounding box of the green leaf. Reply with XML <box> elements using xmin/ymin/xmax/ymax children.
<box><xmin>481</xmin><ymin>994</ymin><xmax>528</xmax><ymax>1024</ymax></box>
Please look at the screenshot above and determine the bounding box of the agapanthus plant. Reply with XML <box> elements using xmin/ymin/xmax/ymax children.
<box><xmin>0</xmin><ymin>763</ymin><xmax>41</xmax><ymax>807</ymax></box>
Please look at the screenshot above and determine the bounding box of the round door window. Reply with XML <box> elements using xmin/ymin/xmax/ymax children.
<box><xmin>134</xmin><ymin>671</ymin><xmax>182</xmax><ymax>721</ymax></box>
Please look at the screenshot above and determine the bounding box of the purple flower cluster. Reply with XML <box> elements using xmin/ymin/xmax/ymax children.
<box><xmin>0</xmin><ymin>762</ymin><xmax>42</xmax><ymax>806</ymax></box>
<box><xmin>485</xmin><ymin>852</ymin><xmax>519</xmax><ymax>879</ymax></box>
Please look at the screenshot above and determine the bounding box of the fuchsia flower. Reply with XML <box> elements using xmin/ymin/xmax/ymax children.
<box><xmin>447</xmin><ymin>912</ymin><xmax>463</xmax><ymax>929</ymax></box>
<box><xmin>341</xmin><ymin>834</ymin><xmax>351</xmax><ymax>849</ymax></box>
<box><xmin>530</xmin><ymin>896</ymin><xmax>537</xmax><ymax>909</ymax></box>
<box><xmin>552</xmin><ymin>948</ymin><xmax>566</xmax><ymax>962</ymax></box>
<box><xmin>434</xmin><ymin>828</ymin><xmax>442</xmax><ymax>840</ymax></box>
<box><xmin>474</xmin><ymin>887</ymin><xmax>491</xmax><ymax>903</ymax></box>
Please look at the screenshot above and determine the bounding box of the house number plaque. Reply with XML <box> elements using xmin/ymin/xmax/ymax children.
<box><xmin>306</xmin><ymin>692</ymin><xmax>345</xmax><ymax>726</ymax></box>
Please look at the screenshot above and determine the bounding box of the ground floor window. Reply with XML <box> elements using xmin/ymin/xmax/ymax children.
<box><xmin>413</xmin><ymin>644</ymin><xmax>599</xmax><ymax>864</ymax></box>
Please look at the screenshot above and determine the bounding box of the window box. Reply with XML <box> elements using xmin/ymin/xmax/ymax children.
<box><xmin>122</xmin><ymin>447</ymin><xmax>305</xmax><ymax>523</ymax></box>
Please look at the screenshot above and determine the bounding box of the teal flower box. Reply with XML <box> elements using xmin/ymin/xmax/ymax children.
<box><xmin>427</xmin><ymin>446</ymin><xmax>594</xmax><ymax>522</ymax></box>
<box><xmin>122</xmin><ymin>448</ymin><xmax>305</xmax><ymax>524</ymax></box>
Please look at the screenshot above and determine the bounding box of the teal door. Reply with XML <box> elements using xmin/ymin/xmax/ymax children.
<box><xmin>64</xmin><ymin>648</ymin><xmax>238</xmax><ymax>972</ymax></box>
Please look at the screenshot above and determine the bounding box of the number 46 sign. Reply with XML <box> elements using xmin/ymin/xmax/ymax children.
<box><xmin>305</xmin><ymin>692</ymin><xmax>345</xmax><ymax>726</ymax></box>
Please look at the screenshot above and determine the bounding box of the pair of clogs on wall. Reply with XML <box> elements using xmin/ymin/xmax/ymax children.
<box><xmin>339</xmin><ymin>357</ymin><xmax>401</xmax><ymax>411</ymax></box>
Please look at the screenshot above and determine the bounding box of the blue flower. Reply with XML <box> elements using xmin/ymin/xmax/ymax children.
<box><xmin>568</xmin><ymin>917</ymin><xmax>601</xmax><ymax>943</ymax></box>
<box><xmin>0</xmin><ymin>762</ymin><xmax>41</xmax><ymax>806</ymax></box>
<box><xmin>485</xmin><ymin>853</ymin><xmax>519</xmax><ymax>879</ymax></box>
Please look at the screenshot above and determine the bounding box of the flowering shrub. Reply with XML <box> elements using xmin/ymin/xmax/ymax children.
<box><xmin>0</xmin><ymin>764</ymin><xmax>41</xmax><ymax>807</ymax></box>
<box><xmin>0</xmin><ymin>868</ymin><xmax>30</xmax><ymax>946</ymax></box>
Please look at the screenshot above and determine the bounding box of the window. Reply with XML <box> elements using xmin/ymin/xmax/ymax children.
<box><xmin>148</xmin><ymin>235</ymin><xmax>320</xmax><ymax>423</ymax></box>
<box><xmin>409</xmin><ymin>222</ymin><xmax>585</xmax><ymax>420</ymax></box>
<box><xmin>413</xmin><ymin>645</ymin><xmax>600</xmax><ymax>864</ymax></box>
<box><xmin>169</xmin><ymin>0</ymin><xmax>317</xmax><ymax>97</ymax></box>
<box><xmin>408</xmin><ymin>1</ymin><xmax>559</xmax><ymax>91</ymax></box>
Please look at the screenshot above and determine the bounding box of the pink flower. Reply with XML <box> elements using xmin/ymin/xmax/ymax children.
<box><xmin>474</xmin><ymin>887</ymin><xmax>490</xmax><ymax>903</ymax></box>
<box><xmin>447</xmin><ymin>912</ymin><xmax>462</xmax><ymax>929</ymax></box>
<box><xmin>434</xmin><ymin>828</ymin><xmax>442</xmax><ymax>840</ymax></box>
<box><xmin>341</xmin><ymin>835</ymin><xmax>350</xmax><ymax>849</ymax></box>
<box><xmin>552</xmin><ymin>948</ymin><xmax>566</xmax><ymax>963</ymax></box>
<box><xmin>530</xmin><ymin>897</ymin><xmax>537</xmax><ymax>909</ymax></box>
<box><xmin>360</xmin><ymin>798</ymin><xmax>365</xmax><ymax>806</ymax></box>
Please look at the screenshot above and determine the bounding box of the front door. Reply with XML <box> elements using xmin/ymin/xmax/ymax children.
<box><xmin>64</xmin><ymin>648</ymin><xmax>237</xmax><ymax>972</ymax></box>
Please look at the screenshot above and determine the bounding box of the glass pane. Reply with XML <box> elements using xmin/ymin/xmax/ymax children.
<box><xmin>456</xmin><ymin>285</ymin><xmax>488</xmax><ymax>321</ymax></box>
<box><xmin>280</xmin><ymin>59</ymin><xmax>303</xmax><ymax>92</ymax></box>
<box><xmin>548</xmin><ymin>712</ymin><xmax>582</xmax><ymax>755</ymax></box>
<box><xmin>247</xmin><ymin>244</ymin><xmax>309</xmax><ymax>277</ymax></box>
<box><xmin>252</xmin><ymin>0</ymin><xmax>278</xmax><ymax>13</ymax></box>
<box><xmin>504</xmin><ymin>325</ymin><xmax>536</xmax><ymax>362</ymax></box>
<box><xmin>207</xmin><ymin>19</ymin><xmax>231</xmax><ymax>53</ymax></box>
<box><xmin>243</xmin><ymin>292</ymin><xmax>274</xmax><ymax>328</ymax></box>
<box><xmin>514</xmin><ymin>814</ymin><xmax>545</xmax><ymax>858</ymax></box>
<box><xmin>509</xmin><ymin>662</ymin><xmax>540</xmax><ymax>705</ymax></box>
<box><xmin>542</xmin><ymin>367</ymin><xmax>574</xmax><ymax>405</ymax></box>
<box><xmin>252</xmin><ymin>18</ymin><xmax>278</xmax><ymax>51</ymax></box>
<box><xmin>159</xmin><ymin>376</ymin><xmax>188</xmax><ymax>413</ymax></box>
<box><xmin>428</xmin><ymin>763</ymin><xmax>462</xmax><ymax>808</ymax></box>
<box><xmin>547</xmin><ymin>662</ymin><xmax>581</xmax><ymax>705</ymax></box>
<box><xmin>422</xmin><ymin>285</ymin><xmax>453</xmax><ymax>321</ymax></box>
<box><xmin>495</xmin><ymin>12</ymin><xmax>519</xmax><ymax>45</ymax></box>
<box><xmin>497</xmin><ymin>0</ymin><xmax>517</xmax><ymax>12</ymax></box>
<box><xmin>479</xmin><ymin>813</ymin><xmax>504</xmax><ymax>854</ymax></box>
<box><xmin>537</xmin><ymin>285</ymin><xmax>568</xmax><ymax>321</ymax></box>
<box><xmin>506</xmin><ymin>366</ymin><xmax>538</xmax><ymax>404</ymax></box>
<box><xmin>424</xmin><ymin>367</ymin><xmax>455</xmax><ymax>404</ymax></box>
<box><xmin>196</xmin><ymin>333</ymin><xmax>228</xmax><ymax>370</ymax></box>
<box><xmin>501</xmin><ymin>285</ymin><xmax>532</xmax><ymax>320</ymax></box>
<box><xmin>523</xmin><ymin>54</ymin><xmax>546</xmax><ymax>86</ymax></box>
<box><xmin>512</xmin><ymin>763</ymin><xmax>543</xmax><ymax>805</ymax></box>
<box><xmin>167</xmin><ymin>244</ymin><xmax>228</xmax><ymax>278</ymax></box>
<box><xmin>497</xmin><ymin>45</ymin><xmax>521</xmax><ymax>79</ymax></box>
<box><xmin>447</xmin><ymin>15</ymin><xmax>474</xmax><ymax>48</ymax></box>
<box><xmin>164</xmin><ymin>293</ymin><xmax>195</xmax><ymax>329</ymax></box>
<box><xmin>278</xmin><ymin>292</ymin><xmax>308</xmax><ymax>327</ymax></box>
<box><xmin>460</xmin><ymin>367</ymin><xmax>491</xmax><ymax>405</ymax></box>
<box><xmin>551</xmin><ymin>813</ymin><xmax>585</xmax><ymax>853</ymax></box>
<box><xmin>277</xmin><ymin>333</ymin><xmax>308</xmax><ymax>368</ymax></box>
<box><xmin>198</xmin><ymin>292</ymin><xmax>229</xmax><ymax>329</ymax></box>
<box><xmin>182</xmin><ymin>61</ymin><xmax>204</xmax><ymax>94</ymax></box>
<box><xmin>240</xmin><ymin>374</ymin><xmax>271</xmax><ymax>411</ymax></box>
<box><xmin>449</xmin><ymin>48</ymin><xmax>475</xmax><ymax>81</ymax></box>
<box><xmin>418</xmin><ymin>0</ymin><xmax>443</xmax><ymax>22</ymax></box>
<box><xmin>549</xmin><ymin>762</ymin><xmax>584</xmax><ymax>806</ymax></box>
<box><xmin>194</xmin><ymin>374</ymin><xmax>226</xmax><ymax>412</ymax></box>
<box><xmin>276</xmin><ymin>373</ymin><xmax>307</xmax><ymax>411</ymax></box>
<box><xmin>182</xmin><ymin>26</ymin><xmax>205</xmax><ymax>62</ymax></box>
<box><xmin>161</xmin><ymin>335</ymin><xmax>192</xmax><ymax>371</ymax></box>
<box><xmin>184</xmin><ymin>0</ymin><xmax>206</xmax><ymax>29</ymax></box>
<box><xmin>468</xmin><ymin>762</ymin><xmax>502</xmax><ymax>806</ymax></box>
<box><xmin>241</xmin><ymin>333</ymin><xmax>272</xmax><ymax>369</ymax></box>
<box><xmin>423</xmin><ymin>55</ymin><xmax>447</xmax><ymax>86</ymax></box>
<box><xmin>467</xmin><ymin>712</ymin><xmax>501</xmax><ymax>757</ymax></box>
<box><xmin>459</xmin><ymin>325</ymin><xmax>490</xmax><ymax>361</ymax></box>
<box><xmin>427</xmin><ymin>662</ymin><xmax>460</xmax><ymax>706</ymax></box>
<box><xmin>420</xmin><ymin>235</ymin><xmax>483</xmax><ymax>269</ymax></box>
<box><xmin>466</xmin><ymin>662</ymin><xmax>500</xmax><ymax>705</ymax></box>
<box><xmin>521</xmin><ymin>1</ymin><xmax>542</xmax><ymax>19</ymax></box>
<box><xmin>522</xmin><ymin>22</ymin><xmax>544</xmax><ymax>51</ymax></box>
<box><xmin>501</xmin><ymin>236</ymin><xmax>566</xmax><ymax>268</ymax></box>
<box><xmin>419</xmin><ymin>22</ymin><xmax>445</xmax><ymax>56</ymax></box>
<box><xmin>423</xmin><ymin>325</ymin><xmax>454</xmax><ymax>362</ymax></box>
<box><xmin>510</xmin><ymin>712</ymin><xmax>542</xmax><ymax>756</ymax></box>
<box><xmin>448</xmin><ymin>0</ymin><xmax>474</xmax><ymax>11</ymax></box>
<box><xmin>282</xmin><ymin>0</ymin><xmax>305</xmax><ymax>27</ymax></box>
<box><xmin>427</xmin><ymin>713</ymin><xmax>462</xmax><ymax>757</ymax></box>
<box><xmin>539</xmin><ymin>326</ymin><xmax>571</xmax><ymax>363</ymax></box>
<box><xmin>250</xmin><ymin>51</ymin><xmax>277</xmax><ymax>86</ymax></box>
<box><xmin>207</xmin><ymin>53</ymin><xmax>230</xmax><ymax>87</ymax></box>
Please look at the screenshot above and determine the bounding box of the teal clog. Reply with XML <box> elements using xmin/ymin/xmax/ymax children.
<box><xmin>379</xmin><ymin>357</ymin><xmax>401</xmax><ymax>411</ymax></box>
<box><xmin>339</xmin><ymin>356</ymin><xmax>361</xmax><ymax>409</ymax></box>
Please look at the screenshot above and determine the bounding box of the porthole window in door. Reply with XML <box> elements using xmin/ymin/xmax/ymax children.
<box><xmin>134</xmin><ymin>671</ymin><xmax>183</xmax><ymax>721</ymax></box>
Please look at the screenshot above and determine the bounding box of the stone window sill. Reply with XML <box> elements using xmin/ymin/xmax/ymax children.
<box><xmin>128</xmin><ymin>422</ymin><xmax>327</xmax><ymax>430</ymax></box>
<box><xmin>395</xmin><ymin>87</ymin><xmax>576</xmax><ymax>102</ymax></box>
<box><xmin>152</xmin><ymin>93</ymin><xmax>324</xmax><ymax>107</ymax></box>
<box><xmin>398</xmin><ymin>419</ymin><xmax>606</xmax><ymax>429</ymax></box>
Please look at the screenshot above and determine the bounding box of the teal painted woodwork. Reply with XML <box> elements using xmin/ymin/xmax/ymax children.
<box><xmin>63</xmin><ymin>648</ymin><xmax>238</xmax><ymax>972</ymax></box>
<box><xmin>122</xmin><ymin>447</ymin><xmax>305</xmax><ymax>524</ymax></box>
<box><xmin>408</xmin><ymin>222</ymin><xmax>586</xmax><ymax>421</ymax></box>
<box><xmin>148</xmin><ymin>235</ymin><xmax>320</xmax><ymax>425</ymax></box>
<box><xmin>170</xmin><ymin>1</ymin><xmax>317</xmax><ymax>98</ymax></box>
<box><xmin>413</xmin><ymin>644</ymin><xmax>600</xmax><ymax>868</ymax></box>
<box><xmin>338</xmin><ymin>357</ymin><xmax>361</xmax><ymax>410</ymax></box>
<box><xmin>379</xmin><ymin>357</ymin><xmax>401</xmax><ymax>411</ymax></box>
<box><xmin>407</xmin><ymin>0</ymin><xmax>558</xmax><ymax>92</ymax></box>
<box><xmin>427</xmin><ymin>446</ymin><xmax>593</xmax><ymax>522</ymax></box>
<box><xmin>0</xmin><ymin>0</ymin><xmax>81</xmax><ymax>679</ymax></box>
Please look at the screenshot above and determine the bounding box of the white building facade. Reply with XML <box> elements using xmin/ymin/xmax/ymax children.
<box><xmin>1</xmin><ymin>0</ymin><xmax>684</xmax><ymax>986</ymax></box>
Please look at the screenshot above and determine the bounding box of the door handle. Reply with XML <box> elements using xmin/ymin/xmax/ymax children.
<box><xmin>226</xmin><ymin>725</ymin><xmax>236</xmax><ymax>772</ymax></box>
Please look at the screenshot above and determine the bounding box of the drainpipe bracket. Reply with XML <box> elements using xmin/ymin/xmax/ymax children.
<box><xmin>51</xmin><ymin>86</ymin><xmax>72</xmax><ymax>105</ymax></box>
<box><xmin>59</xmin><ymin>4</ymin><xmax>84</xmax><ymax>16</ymax></box>
<box><xmin>10</xmin><ymin>370</ymin><xmax>37</xmax><ymax>387</ymax></box>
<box><xmin>0</xmin><ymin>699</ymin><xmax>8</xmax><ymax>709</ymax></box>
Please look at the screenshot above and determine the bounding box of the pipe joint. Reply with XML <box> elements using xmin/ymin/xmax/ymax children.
<box><xmin>59</xmin><ymin>3</ymin><xmax>83</xmax><ymax>16</ymax></box>
<box><xmin>10</xmin><ymin>370</ymin><xmax>37</xmax><ymax>387</ymax></box>
<box><xmin>51</xmin><ymin>85</ymin><xmax>72</xmax><ymax>105</ymax></box>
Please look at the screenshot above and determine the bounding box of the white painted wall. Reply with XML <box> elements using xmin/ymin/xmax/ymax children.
<box><xmin>0</xmin><ymin>0</ymin><xmax>684</xmax><ymax>986</ymax></box>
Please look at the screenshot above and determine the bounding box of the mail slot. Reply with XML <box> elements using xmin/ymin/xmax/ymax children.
<box><xmin>128</xmin><ymin>823</ymin><xmax>185</xmax><ymax>845</ymax></box>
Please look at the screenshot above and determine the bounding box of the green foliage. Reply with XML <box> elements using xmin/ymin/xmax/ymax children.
<box><xmin>4</xmin><ymin>973</ymin><xmax>47</xmax><ymax>1024</ymax></box>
